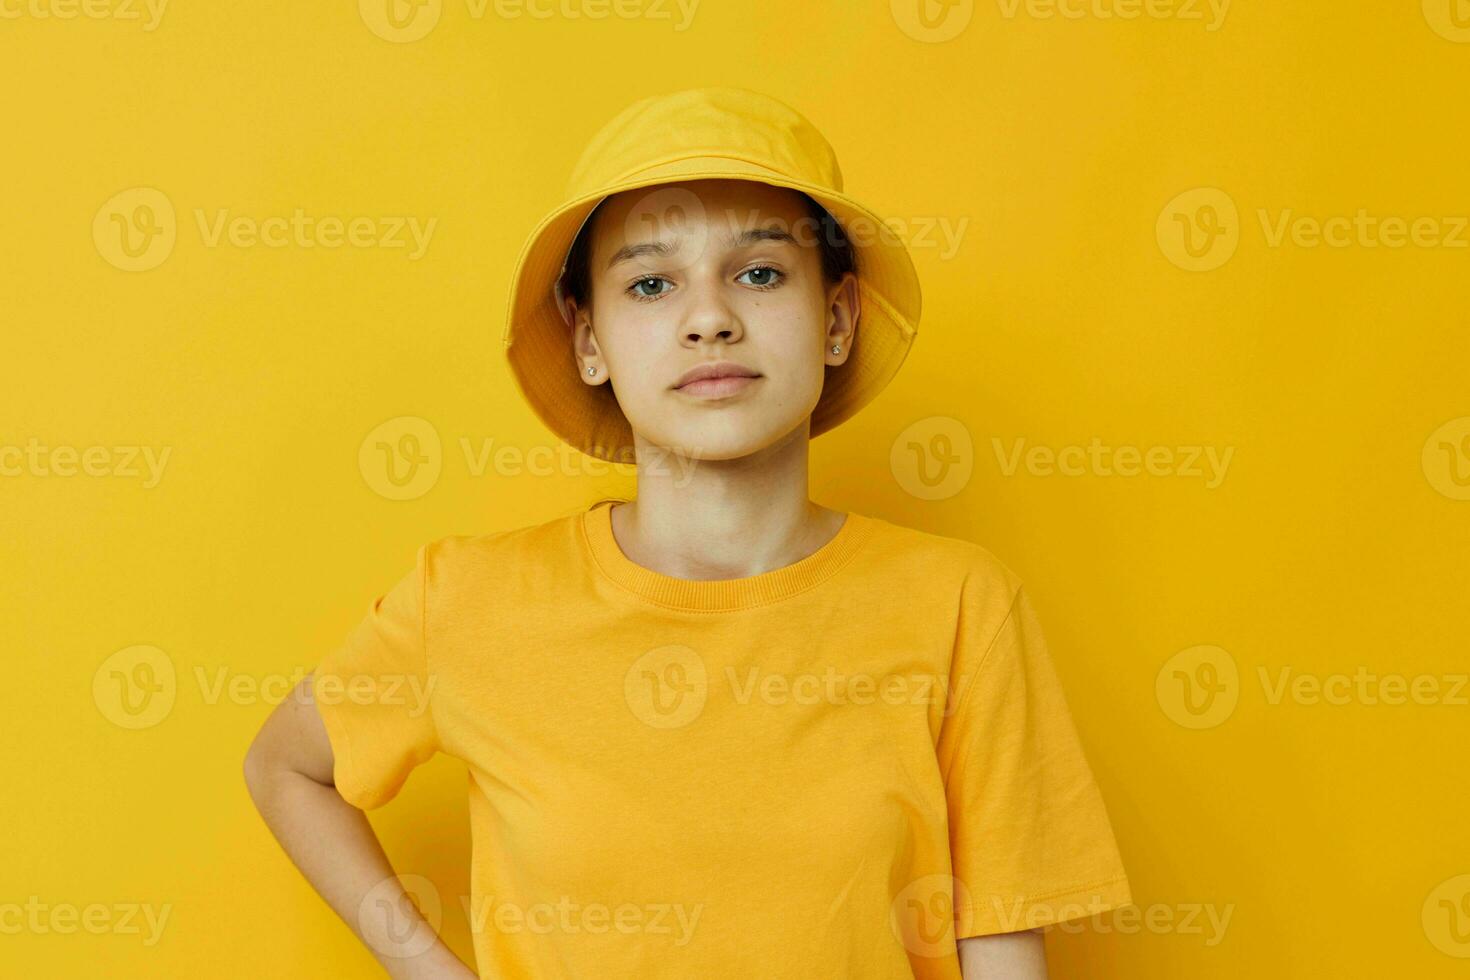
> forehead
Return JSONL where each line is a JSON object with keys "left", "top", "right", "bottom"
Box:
{"left": 588, "top": 178, "right": 813, "bottom": 260}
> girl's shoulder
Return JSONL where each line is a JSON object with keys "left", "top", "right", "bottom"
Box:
{"left": 415, "top": 506, "right": 589, "bottom": 593}
{"left": 859, "top": 511, "right": 1025, "bottom": 597}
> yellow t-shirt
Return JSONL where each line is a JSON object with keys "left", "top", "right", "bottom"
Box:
{"left": 312, "top": 500, "right": 1130, "bottom": 978}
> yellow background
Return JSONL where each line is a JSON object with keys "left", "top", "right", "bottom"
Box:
{"left": 4, "top": 0, "right": 1468, "bottom": 976}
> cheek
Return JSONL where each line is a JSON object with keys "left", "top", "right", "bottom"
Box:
{"left": 599, "top": 327, "right": 676, "bottom": 408}
{"left": 764, "top": 305, "right": 829, "bottom": 367}
{"left": 596, "top": 312, "right": 660, "bottom": 370}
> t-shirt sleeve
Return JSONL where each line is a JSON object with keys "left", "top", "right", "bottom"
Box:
{"left": 310, "top": 543, "right": 440, "bottom": 811}
{"left": 937, "top": 577, "right": 1131, "bottom": 938}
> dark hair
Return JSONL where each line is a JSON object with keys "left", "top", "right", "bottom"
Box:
{"left": 558, "top": 190, "right": 857, "bottom": 313}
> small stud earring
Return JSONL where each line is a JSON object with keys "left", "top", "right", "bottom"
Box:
{"left": 587, "top": 366, "right": 597, "bottom": 376}
{"left": 831, "top": 345, "right": 841, "bottom": 355}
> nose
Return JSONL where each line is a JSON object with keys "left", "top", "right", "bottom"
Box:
{"left": 678, "top": 279, "right": 744, "bottom": 347}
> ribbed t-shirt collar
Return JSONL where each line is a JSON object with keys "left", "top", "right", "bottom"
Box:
{"left": 580, "top": 501, "right": 876, "bottom": 612}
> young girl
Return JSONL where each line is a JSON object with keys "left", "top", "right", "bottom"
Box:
{"left": 245, "top": 86, "right": 1130, "bottom": 980}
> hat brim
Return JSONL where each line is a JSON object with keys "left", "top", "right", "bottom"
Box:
{"left": 503, "top": 161, "right": 922, "bottom": 464}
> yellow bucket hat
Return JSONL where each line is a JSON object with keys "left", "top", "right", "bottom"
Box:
{"left": 501, "top": 86, "right": 922, "bottom": 465}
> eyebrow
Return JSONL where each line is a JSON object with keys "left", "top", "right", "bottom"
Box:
{"left": 605, "top": 225, "right": 800, "bottom": 270}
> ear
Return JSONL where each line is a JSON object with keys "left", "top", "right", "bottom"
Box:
{"left": 824, "top": 272, "right": 860, "bottom": 367}
{"left": 568, "top": 298, "right": 607, "bottom": 386}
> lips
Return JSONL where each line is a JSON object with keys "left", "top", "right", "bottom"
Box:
{"left": 673, "top": 361, "right": 761, "bottom": 389}
{"left": 678, "top": 375, "right": 760, "bottom": 398}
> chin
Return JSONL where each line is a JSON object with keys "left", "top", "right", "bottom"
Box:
{"left": 666, "top": 417, "right": 813, "bottom": 461}
{"left": 659, "top": 437, "right": 764, "bottom": 462}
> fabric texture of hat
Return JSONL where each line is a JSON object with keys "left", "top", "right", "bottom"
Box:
{"left": 501, "top": 86, "right": 922, "bottom": 465}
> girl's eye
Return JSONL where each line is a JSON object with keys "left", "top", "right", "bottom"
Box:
{"left": 627, "top": 276, "right": 671, "bottom": 301}
{"left": 626, "top": 267, "right": 783, "bottom": 302}
{"left": 738, "top": 266, "right": 783, "bottom": 289}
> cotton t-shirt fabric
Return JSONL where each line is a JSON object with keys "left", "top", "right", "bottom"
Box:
{"left": 312, "top": 501, "right": 1130, "bottom": 978}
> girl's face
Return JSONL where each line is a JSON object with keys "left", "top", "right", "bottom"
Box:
{"left": 565, "top": 178, "right": 859, "bottom": 462}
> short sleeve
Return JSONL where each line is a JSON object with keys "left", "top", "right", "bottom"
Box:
{"left": 937, "top": 580, "right": 1131, "bottom": 938}
{"left": 311, "top": 543, "right": 440, "bottom": 811}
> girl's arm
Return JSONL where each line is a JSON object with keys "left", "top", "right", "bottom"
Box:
{"left": 242, "top": 674, "right": 475, "bottom": 980}
{"left": 958, "top": 927, "right": 1049, "bottom": 979}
